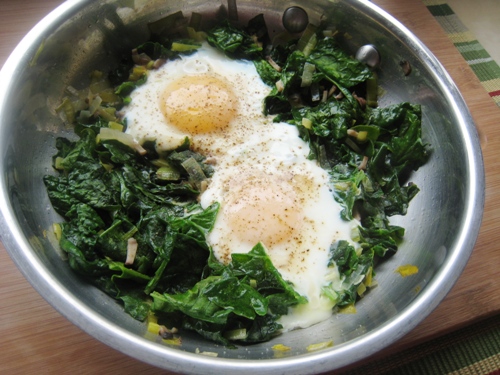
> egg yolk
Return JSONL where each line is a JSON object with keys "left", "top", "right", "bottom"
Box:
{"left": 223, "top": 175, "right": 303, "bottom": 247}
{"left": 161, "top": 74, "right": 237, "bottom": 134}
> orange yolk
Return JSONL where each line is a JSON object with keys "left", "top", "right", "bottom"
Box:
{"left": 161, "top": 74, "right": 237, "bottom": 134}
{"left": 223, "top": 175, "right": 303, "bottom": 247}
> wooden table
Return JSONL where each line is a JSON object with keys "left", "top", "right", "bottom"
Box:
{"left": 1, "top": 0, "right": 499, "bottom": 373}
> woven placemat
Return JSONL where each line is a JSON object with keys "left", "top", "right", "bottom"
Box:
{"left": 422, "top": 0, "right": 500, "bottom": 108}
{"left": 341, "top": 314, "right": 500, "bottom": 375}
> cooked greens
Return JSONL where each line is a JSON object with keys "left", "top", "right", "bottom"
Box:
{"left": 208, "top": 17, "right": 428, "bottom": 307}
{"left": 44, "top": 125, "right": 306, "bottom": 345}
{"left": 44, "top": 13, "right": 429, "bottom": 347}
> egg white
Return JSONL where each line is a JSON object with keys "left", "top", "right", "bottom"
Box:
{"left": 121, "top": 43, "right": 359, "bottom": 331}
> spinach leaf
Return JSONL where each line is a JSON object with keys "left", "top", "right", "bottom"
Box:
{"left": 45, "top": 17, "right": 431, "bottom": 348}
{"left": 44, "top": 121, "right": 217, "bottom": 321}
{"left": 229, "top": 243, "right": 307, "bottom": 313}
{"left": 207, "top": 21, "right": 263, "bottom": 59}
{"left": 151, "top": 274, "right": 267, "bottom": 324}
{"left": 238, "top": 24, "right": 430, "bottom": 306}
{"left": 151, "top": 243, "right": 306, "bottom": 345}
{"left": 308, "top": 37, "right": 372, "bottom": 88}
{"left": 119, "top": 294, "right": 151, "bottom": 321}
{"left": 323, "top": 240, "right": 375, "bottom": 306}
{"left": 292, "top": 97, "right": 359, "bottom": 141}
{"left": 253, "top": 59, "right": 281, "bottom": 87}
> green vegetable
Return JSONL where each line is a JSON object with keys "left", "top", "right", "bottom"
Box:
{"left": 206, "top": 14, "right": 269, "bottom": 60}
{"left": 44, "top": 111, "right": 304, "bottom": 345}
{"left": 308, "top": 37, "right": 372, "bottom": 88}
{"left": 171, "top": 42, "right": 201, "bottom": 52}
{"left": 207, "top": 21, "right": 263, "bottom": 59}
{"left": 44, "top": 14, "right": 430, "bottom": 348}
{"left": 301, "top": 62, "right": 316, "bottom": 87}
{"left": 253, "top": 59, "right": 281, "bottom": 86}
{"left": 181, "top": 156, "right": 207, "bottom": 190}
{"left": 156, "top": 165, "right": 181, "bottom": 181}
{"left": 297, "top": 24, "right": 318, "bottom": 57}
{"left": 151, "top": 243, "right": 306, "bottom": 346}
{"left": 43, "top": 111, "right": 218, "bottom": 310}
{"left": 205, "top": 18, "right": 429, "bottom": 309}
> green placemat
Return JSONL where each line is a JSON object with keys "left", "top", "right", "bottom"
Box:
{"left": 422, "top": 0, "right": 500, "bottom": 108}
{"left": 341, "top": 314, "right": 500, "bottom": 375}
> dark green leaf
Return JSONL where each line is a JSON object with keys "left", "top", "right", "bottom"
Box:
{"left": 308, "top": 38, "right": 372, "bottom": 88}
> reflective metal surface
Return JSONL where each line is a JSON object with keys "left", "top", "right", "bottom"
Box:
{"left": 355, "top": 44, "right": 381, "bottom": 68}
{"left": 282, "top": 6, "right": 309, "bottom": 33}
{"left": 0, "top": 0, "right": 484, "bottom": 374}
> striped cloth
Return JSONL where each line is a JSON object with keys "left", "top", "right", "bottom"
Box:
{"left": 342, "top": 314, "right": 500, "bottom": 375}
{"left": 422, "top": 0, "right": 500, "bottom": 108}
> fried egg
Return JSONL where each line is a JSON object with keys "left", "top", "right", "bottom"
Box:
{"left": 122, "top": 43, "right": 358, "bottom": 331}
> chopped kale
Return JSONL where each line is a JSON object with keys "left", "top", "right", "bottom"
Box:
{"left": 44, "top": 14, "right": 430, "bottom": 347}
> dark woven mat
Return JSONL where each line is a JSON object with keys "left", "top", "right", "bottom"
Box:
{"left": 340, "top": 311, "right": 500, "bottom": 374}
